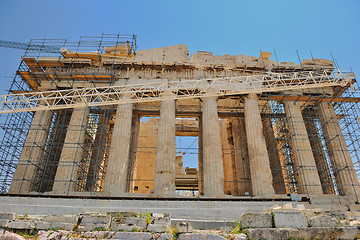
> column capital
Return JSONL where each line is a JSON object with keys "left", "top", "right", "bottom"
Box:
{"left": 246, "top": 93, "right": 259, "bottom": 100}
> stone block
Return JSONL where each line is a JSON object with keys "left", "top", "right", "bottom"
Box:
{"left": 77, "top": 223, "right": 108, "bottom": 232}
{"left": 147, "top": 223, "right": 169, "bottom": 233}
{"left": 349, "top": 204, "right": 360, "bottom": 211}
{"left": 42, "top": 215, "right": 78, "bottom": 223}
{"left": 245, "top": 228, "right": 290, "bottom": 240}
{"left": 124, "top": 216, "right": 147, "bottom": 228}
{"left": 288, "top": 227, "right": 358, "bottom": 240}
{"left": 34, "top": 221, "right": 74, "bottom": 231}
{"left": 178, "top": 233, "right": 226, "bottom": 240}
{"left": 0, "top": 213, "right": 15, "bottom": 220}
{"left": 80, "top": 212, "right": 111, "bottom": 224}
{"left": 7, "top": 220, "right": 35, "bottom": 229}
{"left": 110, "top": 223, "right": 144, "bottom": 232}
{"left": 107, "top": 211, "right": 139, "bottom": 218}
{"left": 152, "top": 213, "right": 165, "bottom": 218}
{"left": 0, "top": 219, "right": 9, "bottom": 228}
{"left": 240, "top": 212, "right": 272, "bottom": 228}
{"left": 308, "top": 215, "right": 338, "bottom": 227}
{"left": 175, "top": 222, "right": 193, "bottom": 233}
{"left": 159, "top": 233, "right": 173, "bottom": 240}
{"left": 273, "top": 211, "right": 307, "bottom": 228}
{"left": 152, "top": 216, "right": 171, "bottom": 226}
{"left": 113, "top": 232, "right": 151, "bottom": 240}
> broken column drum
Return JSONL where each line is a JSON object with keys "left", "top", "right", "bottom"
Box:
{"left": 2, "top": 36, "right": 360, "bottom": 201}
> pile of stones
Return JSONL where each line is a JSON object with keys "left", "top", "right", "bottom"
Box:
{"left": 1, "top": 203, "right": 360, "bottom": 239}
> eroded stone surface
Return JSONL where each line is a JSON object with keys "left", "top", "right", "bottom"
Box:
{"left": 308, "top": 214, "right": 338, "bottom": 228}
{"left": 113, "top": 232, "right": 151, "bottom": 240}
{"left": 273, "top": 211, "right": 307, "bottom": 228}
{"left": 240, "top": 212, "right": 272, "bottom": 228}
{"left": 175, "top": 222, "right": 193, "bottom": 233}
{"left": 178, "top": 233, "right": 226, "bottom": 240}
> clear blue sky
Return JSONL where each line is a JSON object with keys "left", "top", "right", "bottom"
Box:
{"left": 0, "top": 0, "right": 359, "bottom": 93}
{"left": 0, "top": 0, "right": 359, "bottom": 169}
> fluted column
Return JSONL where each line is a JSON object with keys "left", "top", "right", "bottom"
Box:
{"left": 103, "top": 102, "right": 133, "bottom": 195}
{"left": 318, "top": 101, "right": 360, "bottom": 197}
{"left": 153, "top": 96, "right": 176, "bottom": 195}
{"left": 284, "top": 101, "right": 323, "bottom": 194}
{"left": 244, "top": 94, "right": 275, "bottom": 196}
{"left": 52, "top": 107, "right": 89, "bottom": 193}
{"left": 202, "top": 96, "right": 224, "bottom": 197}
{"left": 9, "top": 110, "right": 52, "bottom": 194}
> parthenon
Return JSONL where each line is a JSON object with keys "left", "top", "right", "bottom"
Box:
{"left": 0, "top": 34, "right": 360, "bottom": 202}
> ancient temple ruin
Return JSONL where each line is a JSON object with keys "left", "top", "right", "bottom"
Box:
{"left": 0, "top": 34, "right": 359, "bottom": 202}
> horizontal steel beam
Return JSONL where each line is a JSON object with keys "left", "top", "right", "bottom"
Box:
{"left": 0, "top": 70, "right": 354, "bottom": 114}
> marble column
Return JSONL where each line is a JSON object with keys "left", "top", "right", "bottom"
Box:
{"left": 231, "top": 117, "right": 252, "bottom": 196}
{"left": 52, "top": 107, "right": 89, "bottom": 193}
{"left": 202, "top": 96, "right": 224, "bottom": 197}
{"left": 153, "top": 97, "right": 176, "bottom": 195}
{"left": 244, "top": 94, "right": 275, "bottom": 196}
{"left": 303, "top": 109, "right": 335, "bottom": 194}
{"left": 103, "top": 102, "right": 133, "bottom": 195}
{"left": 317, "top": 101, "right": 360, "bottom": 196}
{"left": 284, "top": 101, "right": 323, "bottom": 194}
{"left": 9, "top": 110, "right": 52, "bottom": 194}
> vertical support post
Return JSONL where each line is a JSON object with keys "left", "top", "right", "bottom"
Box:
{"left": 318, "top": 101, "right": 360, "bottom": 197}
{"left": 103, "top": 102, "right": 133, "bottom": 195}
{"left": 284, "top": 100, "right": 323, "bottom": 194}
{"left": 244, "top": 94, "right": 275, "bottom": 196}
{"left": 52, "top": 107, "right": 89, "bottom": 194}
{"left": 201, "top": 96, "right": 224, "bottom": 197}
{"left": 9, "top": 110, "right": 52, "bottom": 194}
{"left": 154, "top": 96, "right": 176, "bottom": 195}
{"left": 303, "top": 109, "right": 335, "bottom": 194}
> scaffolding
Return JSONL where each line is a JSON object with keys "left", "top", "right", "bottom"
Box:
{"left": 0, "top": 34, "right": 360, "bottom": 201}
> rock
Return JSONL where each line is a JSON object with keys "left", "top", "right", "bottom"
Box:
{"left": 80, "top": 212, "right": 111, "bottom": 224}
{"left": 296, "top": 204, "right": 306, "bottom": 210}
{"left": 152, "top": 213, "right": 165, "bottom": 218}
{"left": 159, "top": 233, "right": 173, "bottom": 240}
{"left": 3, "top": 232, "right": 26, "bottom": 240}
{"left": 273, "top": 211, "right": 307, "bottom": 228}
{"left": 113, "top": 232, "right": 151, "bottom": 240}
{"left": 77, "top": 223, "right": 108, "bottom": 232}
{"left": 289, "top": 227, "right": 358, "bottom": 240}
{"left": 271, "top": 204, "right": 281, "bottom": 210}
{"left": 240, "top": 212, "right": 272, "bottom": 228}
{"left": 110, "top": 223, "right": 144, "bottom": 231}
{"left": 7, "top": 220, "right": 35, "bottom": 229}
{"left": 147, "top": 223, "right": 169, "bottom": 233}
{"left": 282, "top": 203, "right": 293, "bottom": 209}
{"left": 349, "top": 219, "right": 360, "bottom": 226}
{"left": 95, "top": 231, "right": 113, "bottom": 239}
{"left": 0, "top": 220, "right": 9, "bottom": 228}
{"left": 339, "top": 219, "right": 350, "bottom": 226}
{"left": 245, "top": 228, "right": 290, "bottom": 240}
{"left": 124, "top": 216, "right": 147, "bottom": 228}
{"left": 232, "top": 234, "right": 247, "bottom": 240}
{"left": 175, "top": 222, "right": 193, "bottom": 233}
{"left": 82, "top": 231, "right": 97, "bottom": 238}
{"left": 34, "top": 221, "right": 74, "bottom": 231}
{"left": 0, "top": 213, "right": 15, "bottom": 221}
{"left": 152, "top": 216, "right": 171, "bottom": 226}
{"left": 42, "top": 215, "right": 78, "bottom": 224}
{"left": 178, "top": 233, "right": 226, "bottom": 240}
{"left": 308, "top": 215, "right": 338, "bottom": 228}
